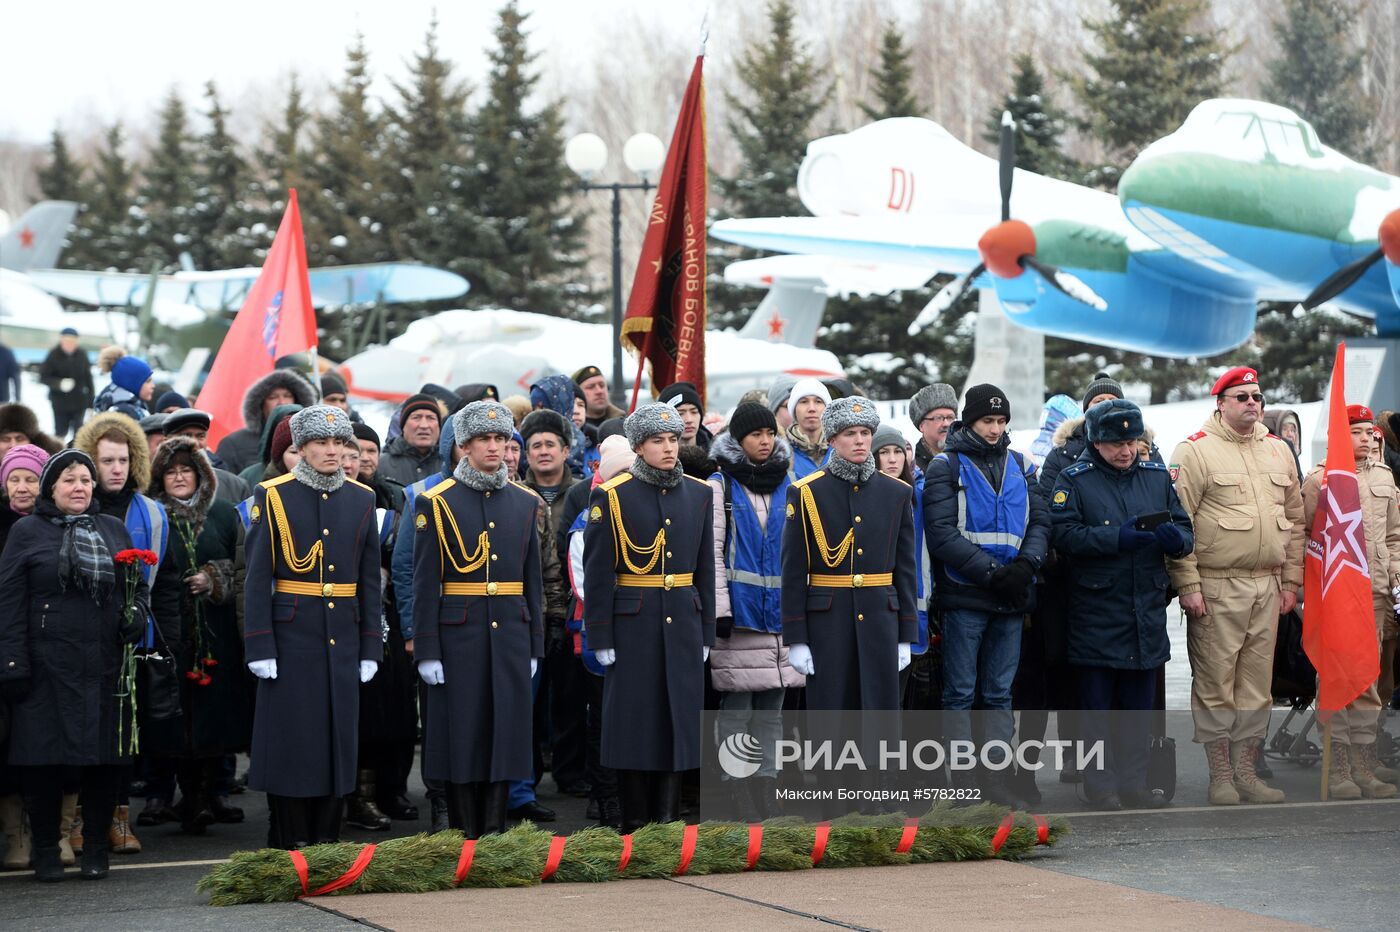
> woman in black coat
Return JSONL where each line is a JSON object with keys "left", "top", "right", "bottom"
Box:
{"left": 0, "top": 450, "right": 148, "bottom": 881}
{"left": 145, "top": 437, "right": 250, "bottom": 834}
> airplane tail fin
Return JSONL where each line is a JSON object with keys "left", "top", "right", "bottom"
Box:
{"left": 734, "top": 279, "right": 829, "bottom": 348}
{"left": 0, "top": 201, "right": 78, "bottom": 272}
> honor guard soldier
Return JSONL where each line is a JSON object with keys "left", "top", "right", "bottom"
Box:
{"left": 243, "top": 404, "right": 383, "bottom": 849}
{"left": 781, "top": 397, "right": 919, "bottom": 710}
{"left": 1168, "top": 366, "right": 1304, "bottom": 805}
{"left": 413, "top": 400, "right": 545, "bottom": 839}
{"left": 583, "top": 402, "right": 716, "bottom": 832}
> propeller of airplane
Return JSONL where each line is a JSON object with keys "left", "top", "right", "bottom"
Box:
{"left": 1300, "top": 208, "right": 1400, "bottom": 310}
{"left": 908, "top": 111, "right": 1107, "bottom": 335}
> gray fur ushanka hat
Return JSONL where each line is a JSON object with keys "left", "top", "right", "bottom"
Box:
{"left": 625, "top": 402, "right": 683, "bottom": 449}
{"left": 821, "top": 396, "right": 880, "bottom": 441}
{"left": 455, "top": 400, "right": 515, "bottom": 444}
{"left": 289, "top": 404, "right": 353, "bottom": 446}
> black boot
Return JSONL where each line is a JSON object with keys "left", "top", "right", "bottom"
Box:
{"left": 346, "top": 770, "right": 392, "bottom": 831}
{"left": 32, "top": 846, "right": 65, "bottom": 883}
{"left": 23, "top": 791, "right": 65, "bottom": 882}
{"left": 177, "top": 763, "right": 215, "bottom": 835}
{"left": 750, "top": 776, "right": 780, "bottom": 820}
{"left": 79, "top": 838, "right": 109, "bottom": 880}
{"left": 266, "top": 795, "right": 309, "bottom": 850}
{"left": 445, "top": 783, "right": 482, "bottom": 838}
{"left": 982, "top": 769, "right": 1028, "bottom": 811}
{"left": 598, "top": 796, "right": 622, "bottom": 830}
{"left": 480, "top": 782, "right": 509, "bottom": 837}
{"left": 310, "top": 797, "right": 344, "bottom": 846}
{"left": 653, "top": 771, "right": 683, "bottom": 824}
{"left": 617, "top": 770, "right": 650, "bottom": 834}
{"left": 429, "top": 794, "right": 450, "bottom": 833}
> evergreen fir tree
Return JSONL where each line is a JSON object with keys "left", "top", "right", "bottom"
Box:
{"left": 191, "top": 81, "right": 261, "bottom": 269}
{"left": 712, "top": 0, "right": 831, "bottom": 330}
{"left": 1251, "top": 305, "right": 1368, "bottom": 402}
{"left": 470, "top": 0, "right": 587, "bottom": 315}
{"left": 860, "top": 22, "right": 921, "bottom": 121}
{"left": 309, "top": 35, "right": 394, "bottom": 268}
{"left": 1263, "top": 0, "right": 1371, "bottom": 159}
{"left": 37, "top": 127, "right": 87, "bottom": 202}
{"left": 60, "top": 124, "right": 141, "bottom": 271}
{"left": 135, "top": 89, "right": 200, "bottom": 271}
{"left": 1074, "top": 0, "right": 1233, "bottom": 188}
{"left": 983, "top": 53, "right": 1077, "bottom": 181}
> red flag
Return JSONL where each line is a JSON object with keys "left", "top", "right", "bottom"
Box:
{"left": 622, "top": 55, "right": 707, "bottom": 410}
{"left": 200, "top": 190, "right": 318, "bottom": 448}
{"left": 1303, "top": 343, "right": 1381, "bottom": 719}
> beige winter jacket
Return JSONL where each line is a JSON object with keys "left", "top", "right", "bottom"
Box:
{"left": 1167, "top": 412, "right": 1305, "bottom": 594}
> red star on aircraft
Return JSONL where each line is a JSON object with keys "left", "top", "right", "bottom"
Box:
{"left": 766, "top": 310, "right": 786, "bottom": 339}
{"left": 19, "top": 227, "right": 34, "bottom": 248}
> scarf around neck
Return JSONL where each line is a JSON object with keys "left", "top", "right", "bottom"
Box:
{"left": 826, "top": 452, "right": 877, "bottom": 484}
{"left": 630, "top": 459, "right": 684, "bottom": 489}
{"left": 293, "top": 460, "right": 346, "bottom": 493}
{"left": 455, "top": 458, "right": 510, "bottom": 492}
{"left": 41, "top": 504, "right": 114, "bottom": 602}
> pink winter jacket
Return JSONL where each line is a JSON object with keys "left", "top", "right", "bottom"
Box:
{"left": 708, "top": 460, "right": 805, "bottom": 693}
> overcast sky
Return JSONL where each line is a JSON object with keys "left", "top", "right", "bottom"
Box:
{"left": 1, "top": 0, "right": 692, "bottom": 146}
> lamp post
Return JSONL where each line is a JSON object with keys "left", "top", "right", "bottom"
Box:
{"left": 565, "top": 131, "right": 666, "bottom": 407}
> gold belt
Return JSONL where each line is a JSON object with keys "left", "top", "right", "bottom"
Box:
{"left": 808, "top": 573, "right": 893, "bottom": 589}
{"left": 617, "top": 572, "right": 694, "bottom": 590}
{"left": 442, "top": 581, "right": 524, "bottom": 596}
{"left": 275, "top": 580, "right": 358, "bottom": 598}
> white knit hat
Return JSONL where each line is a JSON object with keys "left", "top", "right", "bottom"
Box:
{"left": 786, "top": 378, "right": 832, "bottom": 420}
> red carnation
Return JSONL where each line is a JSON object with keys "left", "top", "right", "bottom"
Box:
{"left": 198, "top": 675, "right": 213, "bottom": 687}
{"left": 114, "top": 549, "right": 141, "bottom": 565}
{"left": 185, "top": 670, "right": 201, "bottom": 681}
{"left": 202, "top": 657, "right": 218, "bottom": 668}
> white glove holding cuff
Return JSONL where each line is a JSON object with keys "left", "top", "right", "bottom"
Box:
{"left": 595, "top": 648, "right": 616, "bottom": 667}
{"left": 1392, "top": 584, "right": 1400, "bottom": 613}
{"left": 59, "top": 378, "right": 75, "bottom": 393}
{"left": 359, "top": 660, "right": 378, "bottom": 683}
{"left": 530, "top": 658, "right": 538, "bottom": 677}
{"left": 703, "top": 646, "right": 710, "bottom": 663}
{"left": 897, "top": 643, "right": 912, "bottom": 671}
{"left": 418, "top": 659, "right": 445, "bottom": 685}
{"left": 248, "top": 659, "right": 278, "bottom": 680}
{"left": 788, "top": 643, "right": 815, "bottom": 676}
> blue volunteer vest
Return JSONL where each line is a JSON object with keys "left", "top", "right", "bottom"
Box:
{"left": 912, "top": 472, "right": 929, "bottom": 654}
{"left": 126, "top": 494, "right": 168, "bottom": 648}
{"left": 716, "top": 472, "right": 788, "bottom": 634}
{"left": 942, "top": 451, "right": 1030, "bottom": 586}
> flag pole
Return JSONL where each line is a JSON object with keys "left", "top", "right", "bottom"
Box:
{"left": 1320, "top": 720, "right": 1331, "bottom": 801}
{"left": 629, "top": 328, "right": 654, "bottom": 413}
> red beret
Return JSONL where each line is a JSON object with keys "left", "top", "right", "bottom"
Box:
{"left": 1348, "top": 404, "right": 1375, "bottom": 424}
{"left": 1211, "top": 367, "right": 1259, "bottom": 395}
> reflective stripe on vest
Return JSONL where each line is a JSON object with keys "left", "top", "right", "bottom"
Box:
{"left": 718, "top": 472, "right": 788, "bottom": 634}
{"left": 127, "top": 494, "right": 168, "bottom": 582}
{"left": 947, "top": 452, "right": 1029, "bottom": 584}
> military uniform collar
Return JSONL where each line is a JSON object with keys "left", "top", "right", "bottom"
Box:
{"left": 292, "top": 460, "right": 346, "bottom": 492}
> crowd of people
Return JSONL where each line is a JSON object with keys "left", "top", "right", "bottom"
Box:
{"left": 2, "top": 329, "right": 1399, "bottom": 883}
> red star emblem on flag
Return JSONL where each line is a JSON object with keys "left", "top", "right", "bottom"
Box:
{"left": 1319, "top": 470, "right": 1368, "bottom": 597}
{"left": 19, "top": 227, "right": 35, "bottom": 248}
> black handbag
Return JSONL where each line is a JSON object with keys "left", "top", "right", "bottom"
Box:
{"left": 136, "top": 622, "right": 182, "bottom": 723}
{"left": 1147, "top": 735, "right": 1176, "bottom": 801}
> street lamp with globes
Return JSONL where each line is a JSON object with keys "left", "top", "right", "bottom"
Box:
{"left": 565, "top": 131, "right": 666, "bottom": 406}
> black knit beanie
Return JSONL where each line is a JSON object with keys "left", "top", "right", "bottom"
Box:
{"left": 962, "top": 383, "right": 1011, "bottom": 424}
{"left": 727, "top": 402, "right": 777, "bottom": 441}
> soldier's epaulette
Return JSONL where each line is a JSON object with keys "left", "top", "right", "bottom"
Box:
{"left": 600, "top": 473, "right": 632, "bottom": 492}
{"left": 877, "top": 472, "right": 910, "bottom": 488}
{"left": 258, "top": 473, "right": 296, "bottom": 490}
{"left": 1139, "top": 460, "right": 1168, "bottom": 471}
{"left": 1063, "top": 461, "right": 1094, "bottom": 477}
{"left": 422, "top": 478, "right": 456, "bottom": 498}
{"left": 511, "top": 480, "right": 545, "bottom": 502}
{"left": 1186, "top": 431, "right": 1207, "bottom": 441}
{"left": 344, "top": 477, "right": 373, "bottom": 493}
{"left": 792, "top": 469, "right": 826, "bottom": 489}
{"left": 683, "top": 474, "right": 710, "bottom": 487}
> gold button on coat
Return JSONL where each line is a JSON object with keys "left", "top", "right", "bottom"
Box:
{"left": 327, "top": 601, "right": 335, "bottom": 609}
{"left": 491, "top": 621, "right": 499, "bottom": 629}
{"left": 329, "top": 638, "right": 336, "bottom": 646}
{"left": 857, "top": 614, "right": 865, "bottom": 621}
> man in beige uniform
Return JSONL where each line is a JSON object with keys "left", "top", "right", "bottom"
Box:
{"left": 1168, "top": 366, "right": 1304, "bottom": 805}
{"left": 1302, "top": 404, "right": 1400, "bottom": 799}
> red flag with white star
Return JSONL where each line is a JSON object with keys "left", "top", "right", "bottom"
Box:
{"left": 199, "top": 190, "right": 318, "bottom": 448}
{"left": 1303, "top": 343, "right": 1380, "bottom": 719}
{"left": 621, "top": 54, "right": 706, "bottom": 410}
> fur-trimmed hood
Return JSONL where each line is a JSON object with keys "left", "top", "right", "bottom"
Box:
{"left": 148, "top": 435, "right": 217, "bottom": 527}
{"left": 240, "top": 369, "right": 317, "bottom": 432}
{"left": 1052, "top": 415, "right": 1086, "bottom": 449}
{"left": 0, "top": 403, "right": 62, "bottom": 455}
{"left": 710, "top": 429, "right": 792, "bottom": 472}
{"left": 75, "top": 411, "right": 152, "bottom": 491}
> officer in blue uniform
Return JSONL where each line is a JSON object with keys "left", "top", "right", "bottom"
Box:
{"left": 413, "top": 400, "right": 545, "bottom": 839}
{"left": 583, "top": 402, "right": 715, "bottom": 832}
{"left": 243, "top": 405, "right": 383, "bottom": 849}
{"left": 780, "top": 397, "right": 919, "bottom": 710}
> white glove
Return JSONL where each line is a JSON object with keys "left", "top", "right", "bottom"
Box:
{"left": 59, "top": 378, "right": 75, "bottom": 393}
{"left": 418, "top": 659, "right": 445, "bottom": 685}
{"left": 898, "top": 643, "right": 912, "bottom": 671}
{"left": 595, "top": 648, "right": 616, "bottom": 667}
{"left": 1392, "top": 584, "right": 1400, "bottom": 613}
{"left": 530, "top": 658, "right": 538, "bottom": 677}
{"left": 788, "top": 643, "right": 814, "bottom": 676}
{"left": 359, "top": 660, "right": 378, "bottom": 683}
{"left": 248, "top": 658, "right": 277, "bottom": 680}
{"left": 703, "top": 646, "right": 710, "bottom": 662}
